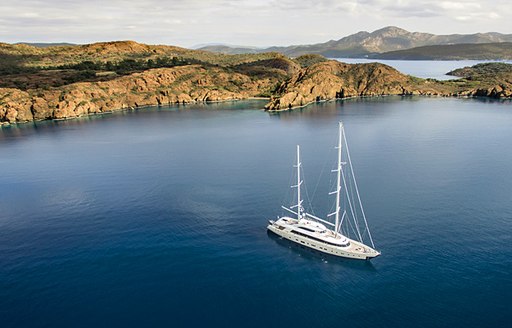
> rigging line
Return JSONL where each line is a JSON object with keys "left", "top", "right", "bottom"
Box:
{"left": 344, "top": 206, "right": 359, "bottom": 239}
{"left": 282, "top": 156, "right": 297, "bottom": 216}
{"left": 348, "top": 165, "right": 358, "bottom": 217}
{"left": 323, "top": 131, "right": 339, "bottom": 217}
{"left": 326, "top": 160, "right": 337, "bottom": 219}
{"left": 342, "top": 211, "right": 352, "bottom": 236}
{"left": 341, "top": 165, "right": 363, "bottom": 242}
{"left": 342, "top": 192, "right": 358, "bottom": 239}
{"left": 347, "top": 166, "right": 361, "bottom": 237}
{"left": 339, "top": 210, "right": 347, "bottom": 227}
{"left": 343, "top": 129, "right": 375, "bottom": 249}
{"left": 312, "top": 154, "right": 329, "bottom": 219}
{"left": 347, "top": 174, "right": 370, "bottom": 242}
{"left": 310, "top": 149, "right": 330, "bottom": 204}
{"left": 344, "top": 153, "right": 359, "bottom": 224}
{"left": 342, "top": 179, "right": 347, "bottom": 224}
{"left": 341, "top": 168, "right": 358, "bottom": 238}
{"left": 301, "top": 164, "right": 316, "bottom": 217}
{"left": 341, "top": 220, "right": 347, "bottom": 235}
{"left": 328, "top": 202, "right": 336, "bottom": 222}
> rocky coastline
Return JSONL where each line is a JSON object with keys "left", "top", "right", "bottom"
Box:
{"left": 264, "top": 61, "right": 512, "bottom": 111}
{"left": 1, "top": 41, "right": 511, "bottom": 125}
{"left": 0, "top": 65, "right": 272, "bottom": 125}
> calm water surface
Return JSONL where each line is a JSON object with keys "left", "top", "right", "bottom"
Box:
{"left": 333, "top": 58, "right": 512, "bottom": 80}
{"left": 1, "top": 98, "right": 511, "bottom": 327}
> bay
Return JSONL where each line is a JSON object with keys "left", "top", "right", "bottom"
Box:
{"left": 1, "top": 97, "right": 511, "bottom": 327}
{"left": 333, "top": 58, "right": 512, "bottom": 80}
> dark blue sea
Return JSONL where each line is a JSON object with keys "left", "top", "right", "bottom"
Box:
{"left": 1, "top": 97, "right": 511, "bottom": 327}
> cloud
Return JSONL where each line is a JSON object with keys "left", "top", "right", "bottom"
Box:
{"left": 366, "top": 0, "right": 507, "bottom": 20}
{"left": 0, "top": 0, "right": 510, "bottom": 46}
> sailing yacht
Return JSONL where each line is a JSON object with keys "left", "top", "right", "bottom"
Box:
{"left": 267, "top": 122, "right": 380, "bottom": 260}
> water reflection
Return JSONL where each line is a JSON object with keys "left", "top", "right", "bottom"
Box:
{"left": 267, "top": 97, "right": 418, "bottom": 127}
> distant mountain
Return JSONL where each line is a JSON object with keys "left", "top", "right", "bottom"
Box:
{"left": 371, "top": 43, "right": 512, "bottom": 60}
{"left": 198, "top": 26, "right": 512, "bottom": 59}
{"left": 196, "top": 45, "right": 261, "bottom": 54}
{"left": 14, "top": 42, "right": 76, "bottom": 48}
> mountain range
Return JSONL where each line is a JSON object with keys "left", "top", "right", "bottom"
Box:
{"left": 198, "top": 26, "right": 512, "bottom": 59}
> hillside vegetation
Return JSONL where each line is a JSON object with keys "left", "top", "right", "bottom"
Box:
{"left": 0, "top": 41, "right": 292, "bottom": 89}
{"left": 0, "top": 41, "right": 301, "bottom": 122}
{"left": 1, "top": 41, "right": 511, "bottom": 124}
{"left": 448, "top": 62, "right": 512, "bottom": 79}
{"left": 265, "top": 61, "right": 512, "bottom": 111}
{"left": 372, "top": 43, "right": 512, "bottom": 60}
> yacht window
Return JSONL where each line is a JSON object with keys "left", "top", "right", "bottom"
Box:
{"left": 298, "top": 226, "right": 316, "bottom": 233}
{"left": 290, "top": 230, "right": 350, "bottom": 247}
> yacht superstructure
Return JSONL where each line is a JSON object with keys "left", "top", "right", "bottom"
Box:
{"left": 267, "top": 122, "right": 380, "bottom": 260}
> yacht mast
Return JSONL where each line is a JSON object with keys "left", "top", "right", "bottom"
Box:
{"left": 294, "top": 145, "right": 303, "bottom": 220}
{"left": 334, "top": 122, "right": 343, "bottom": 235}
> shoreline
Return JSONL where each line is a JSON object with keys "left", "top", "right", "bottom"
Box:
{"left": 265, "top": 93, "right": 511, "bottom": 113}
{"left": 0, "top": 97, "right": 271, "bottom": 127}
{"left": 3, "top": 93, "right": 511, "bottom": 128}
{"left": 2, "top": 61, "right": 511, "bottom": 125}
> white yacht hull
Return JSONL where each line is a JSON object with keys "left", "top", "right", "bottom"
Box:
{"left": 267, "top": 219, "right": 380, "bottom": 260}
{"left": 269, "top": 122, "right": 380, "bottom": 260}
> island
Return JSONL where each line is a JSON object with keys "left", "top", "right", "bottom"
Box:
{"left": 1, "top": 41, "right": 511, "bottom": 124}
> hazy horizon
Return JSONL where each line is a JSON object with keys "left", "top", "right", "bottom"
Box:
{"left": 1, "top": 0, "right": 511, "bottom": 48}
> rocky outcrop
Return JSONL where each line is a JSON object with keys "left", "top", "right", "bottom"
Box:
{"left": 2, "top": 54, "right": 511, "bottom": 124}
{"left": 446, "top": 62, "right": 512, "bottom": 98}
{"left": 0, "top": 64, "right": 276, "bottom": 123}
{"left": 264, "top": 60, "right": 512, "bottom": 111}
{"left": 467, "top": 84, "right": 512, "bottom": 98}
{"left": 0, "top": 89, "right": 33, "bottom": 123}
{"left": 0, "top": 40, "right": 304, "bottom": 124}
{"left": 264, "top": 61, "right": 416, "bottom": 111}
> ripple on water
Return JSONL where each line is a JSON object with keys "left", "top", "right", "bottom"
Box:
{"left": 1, "top": 98, "right": 512, "bottom": 327}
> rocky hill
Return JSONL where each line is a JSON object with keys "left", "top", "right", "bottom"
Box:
{"left": 446, "top": 63, "right": 512, "bottom": 97}
{"left": 448, "top": 62, "right": 512, "bottom": 78}
{"left": 0, "top": 65, "right": 273, "bottom": 122}
{"left": 265, "top": 61, "right": 413, "bottom": 110}
{"left": 1, "top": 41, "right": 511, "bottom": 124}
{"left": 265, "top": 61, "right": 512, "bottom": 111}
{"left": 0, "top": 40, "right": 299, "bottom": 89}
{"left": 199, "top": 26, "right": 512, "bottom": 58}
{"left": 0, "top": 41, "right": 300, "bottom": 123}
{"left": 0, "top": 40, "right": 296, "bottom": 77}
{"left": 372, "top": 43, "right": 512, "bottom": 60}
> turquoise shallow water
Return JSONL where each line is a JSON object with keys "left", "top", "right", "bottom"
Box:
{"left": 1, "top": 97, "right": 511, "bottom": 327}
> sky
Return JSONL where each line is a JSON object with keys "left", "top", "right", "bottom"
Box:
{"left": 0, "top": 0, "right": 511, "bottom": 48}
